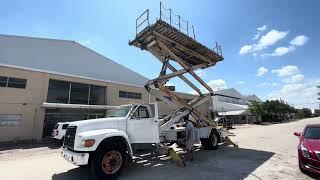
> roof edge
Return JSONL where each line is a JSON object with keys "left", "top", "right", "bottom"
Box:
{"left": 0, "top": 63, "right": 145, "bottom": 88}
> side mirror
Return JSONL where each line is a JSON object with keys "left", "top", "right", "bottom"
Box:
{"left": 294, "top": 131, "right": 301, "bottom": 137}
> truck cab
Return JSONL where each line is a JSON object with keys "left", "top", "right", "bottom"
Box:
{"left": 60, "top": 103, "right": 160, "bottom": 178}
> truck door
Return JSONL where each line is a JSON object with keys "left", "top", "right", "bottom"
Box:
{"left": 127, "top": 105, "right": 160, "bottom": 144}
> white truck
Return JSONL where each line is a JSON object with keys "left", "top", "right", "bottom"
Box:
{"left": 61, "top": 4, "right": 231, "bottom": 179}
{"left": 60, "top": 103, "right": 228, "bottom": 179}
{"left": 51, "top": 122, "right": 70, "bottom": 142}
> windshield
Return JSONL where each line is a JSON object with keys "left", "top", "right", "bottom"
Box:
{"left": 106, "top": 106, "right": 132, "bottom": 118}
{"left": 304, "top": 127, "right": 320, "bottom": 139}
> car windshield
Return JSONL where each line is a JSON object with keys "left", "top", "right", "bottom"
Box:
{"left": 106, "top": 106, "right": 132, "bottom": 118}
{"left": 304, "top": 127, "right": 320, "bottom": 139}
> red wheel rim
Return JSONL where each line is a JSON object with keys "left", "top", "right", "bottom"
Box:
{"left": 101, "top": 150, "right": 122, "bottom": 174}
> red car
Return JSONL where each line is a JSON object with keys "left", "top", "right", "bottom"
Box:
{"left": 294, "top": 124, "right": 320, "bottom": 175}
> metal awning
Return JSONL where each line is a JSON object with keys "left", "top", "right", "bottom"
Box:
{"left": 218, "top": 110, "right": 249, "bottom": 116}
{"left": 42, "top": 102, "right": 117, "bottom": 110}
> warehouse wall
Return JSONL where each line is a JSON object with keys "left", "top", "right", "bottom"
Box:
{"left": 0, "top": 66, "right": 48, "bottom": 142}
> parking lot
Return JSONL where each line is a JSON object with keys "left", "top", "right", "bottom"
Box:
{"left": 0, "top": 117, "right": 318, "bottom": 180}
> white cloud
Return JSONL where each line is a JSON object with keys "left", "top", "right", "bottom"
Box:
{"left": 263, "top": 35, "right": 309, "bottom": 57}
{"left": 239, "top": 45, "right": 253, "bottom": 55}
{"left": 195, "top": 69, "right": 206, "bottom": 77}
{"left": 290, "top": 35, "right": 309, "bottom": 46}
{"left": 267, "top": 78, "right": 320, "bottom": 109}
{"left": 188, "top": 79, "right": 227, "bottom": 94}
{"left": 207, "top": 79, "right": 227, "bottom": 91}
{"left": 283, "top": 74, "right": 304, "bottom": 83}
{"left": 252, "top": 25, "right": 267, "bottom": 40}
{"left": 270, "top": 46, "right": 295, "bottom": 56}
{"left": 271, "top": 65, "right": 300, "bottom": 77}
{"left": 255, "top": 29, "right": 289, "bottom": 50}
{"left": 240, "top": 29, "right": 288, "bottom": 55}
{"left": 257, "top": 67, "right": 268, "bottom": 76}
{"left": 280, "top": 83, "right": 305, "bottom": 94}
{"left": 236, "top": 81, "right": 245, "bottom": 85}
{"left": 258, "top": 82, "right": 278, "bottom": 87}
{"left": 257, "top": 25, "right": 267, "bottom": 31}
{"left": 252, "top": 32, "right": 261, "bottom": 40}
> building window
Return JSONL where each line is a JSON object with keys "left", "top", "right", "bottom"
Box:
{"left": 0, "top": 114, "right": 22, "bottom": 126}
{"left": 0, "top": 76, "right": 8, "bottom": 87}
{"left": 8, "top": 77, "right": 27, "bottom": 89}
{"left": 47, "top": 80, "right": 70, "bottom": 104}
{"left": 89, "top": 85, "right": 105, "bottom": 105}
{"left": 47, "top": 79, "right": 106, "bottom": 105}
{"left": 70, "top": 82, "right": 89, "bottom": 104}
{"left": 0, "top": 76, "right": 27, "bottom": 89}
{"left": 119, "top": 90, "right": 142, "bottom": 99}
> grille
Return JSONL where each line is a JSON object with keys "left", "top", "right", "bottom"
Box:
{"left": 64, "top": 126, "right": 77, "bottom": 150}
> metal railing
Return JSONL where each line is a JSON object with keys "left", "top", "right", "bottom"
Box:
{"left": 159, "top": 1, "right": 196, "bottom": 39}
{"left": 133, "top": 2, "right": 223, "bottom": 57}
{"left": 135, "top": 9, "right": 150, "bottom": 36}
{"left": 213, "top": 41, "right": 223, "bottom": 57}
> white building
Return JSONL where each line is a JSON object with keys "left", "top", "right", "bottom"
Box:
{"left": 210, "top": 88, "right": 262, "bottom": 123}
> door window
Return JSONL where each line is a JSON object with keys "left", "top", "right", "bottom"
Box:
{"left": 138, "top": 106, "right": 149, "bottom": 118}
{"left": 131, "top": 106, "right": 149, "bottom": 119}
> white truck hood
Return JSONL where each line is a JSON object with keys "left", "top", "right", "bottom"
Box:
{"left": 69, "top": 117, "right": 126, "bottom": 134}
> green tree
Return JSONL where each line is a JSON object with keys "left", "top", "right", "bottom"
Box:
{"left": 314, "top": 109, "right": 320, "bottom": 117}
{"left": 248, "top": 102, "right": 264, "bottom": 116}
{"left": 296, "top": 108, "right": 312, "bottom": 119}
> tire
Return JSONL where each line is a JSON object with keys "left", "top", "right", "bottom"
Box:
{"left": 201, "top": 131, "right": 219, "bottom": 150}
{"left": 91, "top": 142, "right": 126, "bottom": 180}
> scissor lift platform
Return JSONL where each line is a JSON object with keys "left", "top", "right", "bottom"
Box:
{"left": 129, "top": 20, "right": 223, "bottom": 66}
{"left": 129, "top": 6, "right": 224, "bottom": 128}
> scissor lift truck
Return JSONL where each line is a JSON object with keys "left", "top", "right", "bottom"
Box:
{"left": 129, "top": 3, "right": 226, "bottom": 146}
{"left": 60, "top": 3, "right": 234, "bottom": 180}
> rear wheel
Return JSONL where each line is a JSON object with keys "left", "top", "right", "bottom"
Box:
{"left": 91, "top": 143, "right": 126, "bottom": 179}
{"left": 201, "top": 131, "right": 219, "bottom": 150}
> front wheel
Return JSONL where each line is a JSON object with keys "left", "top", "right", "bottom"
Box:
{"left": 91, "top": 144, "right": 125, "bottom": 179}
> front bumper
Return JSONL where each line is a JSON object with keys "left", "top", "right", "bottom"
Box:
{"left": 60, "top": 147, "right": 89, "bottom": 166}
{"left": 301, "top": 161, "right": 320, "bottom": 174}
{"left": 299, "top": 154, "right": 320, "bottom": 174}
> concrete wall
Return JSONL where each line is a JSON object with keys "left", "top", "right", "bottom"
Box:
{"left": 0, "top": 66, "right": 48, "bottom": 142}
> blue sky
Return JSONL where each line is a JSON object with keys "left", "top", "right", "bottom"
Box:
{"left": 1, "top": 0, "right": 319, "bottom": 109}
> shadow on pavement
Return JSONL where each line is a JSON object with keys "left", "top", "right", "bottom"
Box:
{"left": 52, "top": 145, "right": 275, "bottom": 180}
{"left": 0, "top": 140, "right": 61, "bottom": 151}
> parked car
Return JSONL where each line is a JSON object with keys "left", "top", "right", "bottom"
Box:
{"left": 52, "top": 122, "right": 70, "bottom": 141}
{"left": 294, "top": 124, "right": 320, "bottom": 175}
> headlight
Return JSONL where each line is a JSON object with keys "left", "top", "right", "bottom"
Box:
{"left": 81, "top": 139, "right": 95, "bottom": 147}
{"left": 301, "top": 144, "right": 310, "bottom": 158}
